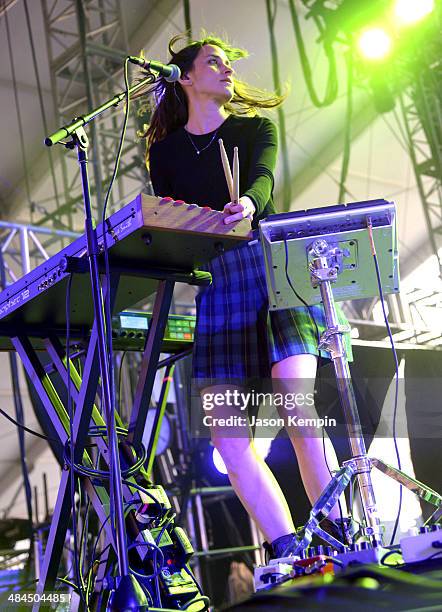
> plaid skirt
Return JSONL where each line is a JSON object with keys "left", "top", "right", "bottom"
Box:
{"left": 192, "top": 238, "right": 352, "bottom": 383}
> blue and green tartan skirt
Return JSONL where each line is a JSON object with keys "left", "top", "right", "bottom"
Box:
{"left": 192, "top": 237, "right": 352, "bottom": 383}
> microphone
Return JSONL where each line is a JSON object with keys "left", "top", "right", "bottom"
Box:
{"left": 128, "top": 56, "right": 181, "bottom": 82}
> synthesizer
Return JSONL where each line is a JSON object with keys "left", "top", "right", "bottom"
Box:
{"left": 0, "top": 310, "right": 196, "bottom": 353}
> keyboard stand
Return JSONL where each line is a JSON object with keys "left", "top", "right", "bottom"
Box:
{"left": 5, "top": 267, "right": 210, "bottom": 608}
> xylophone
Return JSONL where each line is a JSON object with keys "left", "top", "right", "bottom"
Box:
{"left": 0, "top": 194, "right": 251, "bottom": 600}
{"left": 0, "top": 193, "right": 252, "bottom": 330}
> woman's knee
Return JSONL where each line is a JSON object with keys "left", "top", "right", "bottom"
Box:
{"left": 211, "top": 436, "right": 255, "bottom": 475}
{"left": 272, "top": 353, "right": 317, "bottom": 380}
{"left": 272, "top": 354, "right": 318, "bottom": 423}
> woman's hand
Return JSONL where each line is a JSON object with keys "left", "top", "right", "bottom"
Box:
{"left": 223, "top": 196, "right": 256, "bottom": 224}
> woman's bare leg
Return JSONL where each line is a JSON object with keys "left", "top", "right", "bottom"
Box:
{"left": 200, "top": 384, "right": 295, "bottom": 543}
{"left": 272, "top": 354, "right": 347, "bottom": 522}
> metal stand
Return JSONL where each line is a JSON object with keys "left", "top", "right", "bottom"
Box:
{"left": 34, "top": 70, "right": 160, "bottom": 611}
{"left": 19, "top": 270, "right": 208, "bottom": 610}
{"left": 74, "top": 126, "right": 138, "bottom": 606}
{"left": 289, "top": 240, "right": 442, "bottom": 554}
{"left": 313, "top": 244, "right": 383, "bottom": 540}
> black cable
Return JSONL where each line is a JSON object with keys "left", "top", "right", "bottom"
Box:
{"left": 101, "top": 57, "right": 132, "bottom": 365}
{"left": 85, "top": 491, "right": 168, "bottom": 606}
{"left": 130, "top": 561, "right": 162, "bottom": 608}
{"left": 85, "top": 500, "right": 140, "bottom": 605}
{"left": 282, "top": 235, "right": 349, "bottom": 532}
{"left": 367, "top": 219, "right": 401, "bottom": 546}
{"left": 265, "top": 0, "right": 292, "bottom": 211}
{"left": 9, "top": 350, "right": 33, "bottom": 567}
{"left": 100, "top": 56, "right": 132, "bottom": 548}
{"left": 338, "top": 51, "right": 353, "bottom": 203}
{"left": 283, "top": 235, "right": 322, "bottom": 356}
{"left": 63, "top": 431, "right": 146, "bottom": 480}
{"left": 3, "top": 2, "right": 32, "bottom": 209}
{"left": 85, "top": 440, "right": 115, "bottom": 605}
{"left": 425, "top": 550, "right": 442, "bottom": 561}
{"left": 154, "top": 513, "right": 177, "bottom": 546}
{"left": 117, "top": 350, "right": 128, "bottom": 414}
{"left": 321, "top": 429, "right": 345, "bottom": 531}
{"left": 23, "top": 0, "right": 61, "bottom": 212}
{"left": 85, "top": 513, "right": 112, "bottom": 591}
{"left": 282, "top": 231, "right": 362, "bottom": 544}
{"left": 287, "top": 0, "right": 338, "bottom": 107}
{"left": 66, "top": 273, "right": 87, "bottom": 606}
{"left": 380, "top": 548, "right": 403, "bottom": 566}
{"left": 128, "top": 502, "right": 172, "bottom": 608}
{"left": 0, "top": 406, "right": 60, "bottom": 444}
{"left": 127, "top": 542, "right": 164, "bottom": 580}
{"left": 121, "top": 479, "right": 169, "bottom": 509}
{"left": 128, "top": 541, "right": 163, "bottom": 606}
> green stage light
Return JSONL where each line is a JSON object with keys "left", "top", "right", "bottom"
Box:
{"left": 357, "top": 27, "right": 392, "bottom": 60}
{"left": 394, "top": 0, "right": 434, "bottom": 25}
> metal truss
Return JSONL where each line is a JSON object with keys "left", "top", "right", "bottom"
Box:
{"left": 35, "top": 0, "right": 150, "bottom": 231}
{"left": 390, "top": 7, "right": 442, "bottom": 346}
{"left": 399, "top": 57, "right": 442, "bottom": 274}
{"left": 0, "top": 220, "right": 79, "bottom": 287}
{"left": 344, "top": 5, "right": 442, "bottom": 346}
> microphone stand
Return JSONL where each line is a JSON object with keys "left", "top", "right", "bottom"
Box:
{"left": 45, "top": 73, "right": 154, "bottom": 609}
{"left": 45, "top": 75, "right": 153, "bottom": 147}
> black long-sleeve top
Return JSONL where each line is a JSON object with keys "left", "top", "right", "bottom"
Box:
{"left": 148, "top": 115, "right": 278, "bottom": 230}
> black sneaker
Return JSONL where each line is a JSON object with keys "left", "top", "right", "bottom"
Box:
{"left": 263, "top": 532, "right": 299, "bottom": 562}
{"left": 320, "top": 516, "right": 357, "bottom": 546}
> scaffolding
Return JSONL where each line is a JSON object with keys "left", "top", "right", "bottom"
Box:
{"left": 0, "top": 220, "right": 79, "bottom": 286}
{"left": 400, "top": 52, "right": 442, "bottom": 274}
{"left": 35, "top": 0, "right": 151, "bottom": 231}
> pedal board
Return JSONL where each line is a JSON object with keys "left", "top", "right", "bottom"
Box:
{"left": 335, "top": 543, "right": 389, "bottom": 569}
{"left": 254, "top": 543, "right": 390, "bottom": 591}
{"left": 400, "top": 525, "right": 442, "bottom": 564}
{"left": 254, "top": 555, "right": 334, "bottom": 591}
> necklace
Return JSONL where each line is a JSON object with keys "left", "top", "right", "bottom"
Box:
{"left": 185, "top": 128, "right": 219, "bottom": 156}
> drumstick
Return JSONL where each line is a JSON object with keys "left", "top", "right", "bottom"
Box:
{"left": 233, "top": 146, "right": 239, "bottom": 204}
{"left": 218, "top": 139, "right": 234, "bottom": 201}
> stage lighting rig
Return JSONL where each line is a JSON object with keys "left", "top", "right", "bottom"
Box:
{"left": 299, "top": 0, "right": 437, "bottom": 60}
{"left": 394, "top": 0, "right": 435, "bottom": 26}
{"left": 357, "top": 27, "right": 392, "bottom": 60}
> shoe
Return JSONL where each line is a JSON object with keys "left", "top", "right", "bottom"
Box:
{"left": 320, "top": 516, "right": 357, "bottom": 546}
{"left": 263, "top": 532, "right": 299, "bottom": 562}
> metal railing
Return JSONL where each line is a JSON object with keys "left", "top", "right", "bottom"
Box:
{"left": 0, "top": 220, "right": 79, "bottom": 286}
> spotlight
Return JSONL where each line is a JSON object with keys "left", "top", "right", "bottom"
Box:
{"left": 357, "top": 27, "right": 392, "bottom": 60}
{"left": 394, "top": 0, "right": 434, "bottom": 25}
{"left": 212, "top": 448, "right": 228, "bottom": 475}
{"left": 212, "top": 439, "right": 273, "bottom": 475}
